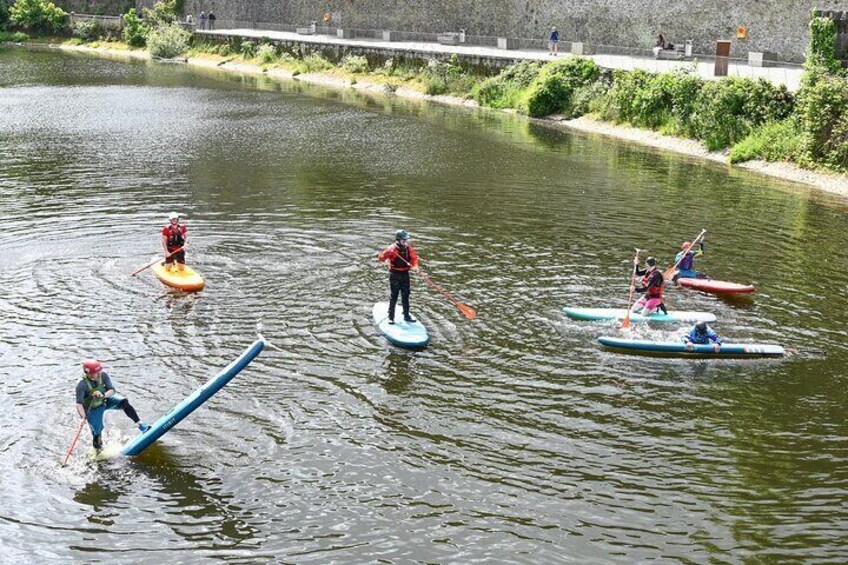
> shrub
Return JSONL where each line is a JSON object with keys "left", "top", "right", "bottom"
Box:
{"left": 571, "top": 78, "right": 612, "bottom": 118}
{"left": 0, "top": 0, "right": 9, "bottom": 29}
{"left": 71, "top": 19, "right": 100, "bottom": 42}
{"left": 256, "top": 43, "right": 275, "bottom": 63}
{"left": 796, "top": 73, "right": 848, "bottom": 169}
{"left": 522, "top": 57, "right": 599, "bottom": 117}
{"left": 729, "top": 118, "right": 803, "bottom": 163}
{"left": 0, "top": 29, "right": 27, "bottom": 41}
{"left": 147, "top": 22, "right": 189, "bottom": 58}
{"left": 302, "top": 53, "right": 332, "bottom": 72}
{"left": 9, "top": 0, "right": 67, "bottom": 35}
{"left": 142, "top": 0, "right": 179, "bottom": 28}
{"left": 474, "top": 60, "right": 542, "bottom": 109}
{"left": 238, "top": 39, "right": 255, "bottom": 58}
{"left": 807, "top": 12, "right": 841, "bottom": 75}
{"left": 122, "top": 8, "right": 146, "bottom": 47}
{"left": 341, "top": 54, "right": 368, "bottom": 73}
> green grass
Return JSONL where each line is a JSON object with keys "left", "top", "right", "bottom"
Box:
{"left": 729, "top": 118, "right": 803, "bottom": 164}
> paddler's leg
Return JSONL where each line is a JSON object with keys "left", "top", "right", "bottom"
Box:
{"left": 87, "top": 405, "right": 107, "bottom": 451}
{"left": 105, "top": 395, "right": 149, "bottom": 432}
{"left": 164, "top": 250, "right": 176, "bottom": 272}
{"left": 388, "top": 272, "right": 401, "bottom": 324}
{"left": 400, "top": 272, "right": 415, "bottom": 323}
{"left": 643, "top": 297, "right": 662, "bottom": 315}
{"left": 175, "top": 250, "right": 186, "bottom": 272}
{"left": 631, "top": 296, "right": 647, "bottom": 314}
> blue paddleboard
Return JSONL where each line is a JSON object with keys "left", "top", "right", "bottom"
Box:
{"left": 563, "top": 307, "right": 716, "bottom": 323}
{"left": 372, "top": 302, "right": 429, "bottom": 349}
{"left": 598, "top": 336, "right": 785, "bottom": 357}
{"left": 120, "top": 337, "right": 266, "bottom": 457}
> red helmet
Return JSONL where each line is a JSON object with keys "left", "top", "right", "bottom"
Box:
{"left": 681, "top": 241, "right": 692, "bottom": 250}
{"left": 82, "top": 359, "right": 102, "bottom": 375}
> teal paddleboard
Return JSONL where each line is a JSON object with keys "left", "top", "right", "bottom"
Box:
{"left": 372, "top": 302, "right": 429, "bottom": 349}
{"left": 563, "top": 307, "right": 716, "bottom": 323}
{"left": 598, "top": 336, "right": 785, "bottom": 357}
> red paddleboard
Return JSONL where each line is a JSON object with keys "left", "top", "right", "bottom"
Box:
{"left": 678, "top": 278, "right": 755, "bottom": 294}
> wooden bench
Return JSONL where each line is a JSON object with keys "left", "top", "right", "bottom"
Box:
{"left": 656, "top": 44, "right": 687, "bottom": 60}
{"left": 437, "top": 32, "right": 460, "bottom": 45}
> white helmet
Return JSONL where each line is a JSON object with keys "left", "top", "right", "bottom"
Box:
{"left": 168, "top": 212, "right": 179, "bottom": 221}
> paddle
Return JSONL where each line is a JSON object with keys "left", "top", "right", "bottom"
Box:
{"left": 621, "top": 248, "right": 641, "bottom": 329}
{"left": 663, "top": 229, "right": 706, "bottom": 281}
{"left": 61, "top": 418, "right": 86, "bottom": 467}
{"left": 131, "top": 247, "right": 184, "bottom": 277}
{"left": 388, "top": 248, "right": 477, "bottom": 320}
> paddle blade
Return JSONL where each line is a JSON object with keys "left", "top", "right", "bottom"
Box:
{"left": 458, "top": 303, "right": 477, "bottom": 319}
{"left": 621, "top": 314, "right": 631, "bottom": 329}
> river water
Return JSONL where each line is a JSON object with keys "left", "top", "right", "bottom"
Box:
{"left": 1, "top": 47, "right": 847, "bottom": 563}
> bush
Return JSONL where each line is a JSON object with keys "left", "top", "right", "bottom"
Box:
{"left": 302, "top": 53, "right": 332, "bottom": 72}
{"left": 522, "top": 57, "right": 599, "bottom": 117}
{"left": 71, "top": 19, "right": 100, "bottom": 43}
{"left": 0, "top": 0, "right": 9, "bottom": 29}
{"left": 796, "top": 73, "right": 848, "bottom": 169}
{"left": 238, "top": 39, "right": 255, "bottom": 58}
{"left": 807, "top": 13, "right": 841, "bottom": 75}
{"left": 729, "top": 118, "right": 803, "bottom": 163}
{"left": 0, "top": 29, "right": 27, "bottom": 41}
{"left": 9, "top": 0, "right": 67, "bottom": 35}
{"left": 142, "top": 0, "right": 179, "bottom": 28}
{"left": 122, "top": 8, "right": 146, "bottom": 47}
{"left": 256, "top": 43, "right": 275, "bottom": 63}
{"left": 571, "top": 78, "right": 612, "bottom": 118}
{"left": 341, "top": 54, "right": 368, "bottom": 73}
{"left": 147, "top": 22, "right": 189, "bottom": 58}
{"left": 474, "top": 60, "right": 542, "bottom": 109}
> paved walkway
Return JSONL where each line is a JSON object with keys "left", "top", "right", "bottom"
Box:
{"left": 198, "top": 28, "right": 804, "bottom": 91}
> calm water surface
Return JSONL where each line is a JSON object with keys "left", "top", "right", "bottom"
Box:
{"left": 1, "top": 48, "right": 847, "bottom": 563}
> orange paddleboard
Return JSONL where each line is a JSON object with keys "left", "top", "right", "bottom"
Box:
{"left": 150, "top": 258, "right": 205, "bottom": 291}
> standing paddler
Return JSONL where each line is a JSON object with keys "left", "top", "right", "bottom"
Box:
{"left": 161, "top": 212, "right": 188, "bottom": 272}
{"left": 631, "top": 256, "right": 668, "bottom": 316}
{"left": 76, "top": 360, "right": 149, "bottom": 453}
{"left": 378, "top": 230, "right": 419, "bottom": 325}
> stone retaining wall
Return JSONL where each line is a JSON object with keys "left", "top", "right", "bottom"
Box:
{"left": 89, "top": 0, "right": 848, "bottom": 62}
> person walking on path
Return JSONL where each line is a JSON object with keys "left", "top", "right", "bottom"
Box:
{"left": 162, "top": 212, "right": 188, "bottom": 272}
{"left": 76, "top": 360, "right": 149, "bottom": 453}
{"left": 631, "top": 256, "right": 667, "bottom": 315}
{"left": 548, "top": 27, "right": 559, "bottom": 55}
{"left": 199, "top": 11, "right": 206, "bottom": 30}
{"left": 378, "top": 230, "right": 419, "bottom": 324}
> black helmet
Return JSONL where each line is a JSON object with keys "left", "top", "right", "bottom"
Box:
{"left": 646, "top": 256, "right": 657, "bottom": 267}
{"left": 695, "top": 321, "right": 708, "bottom": 333}
{"left": 395, "top": 229, "right": 410, "bottom": 240}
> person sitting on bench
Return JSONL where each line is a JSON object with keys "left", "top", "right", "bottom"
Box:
{"left": 652, "top": 34, "right": 675, "bottom": 58}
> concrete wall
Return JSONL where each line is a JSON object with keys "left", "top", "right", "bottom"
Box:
{"left": 55, "top": 0, "right": 134, "bottom": 16}
{"left": 130, "top": 1, "right": 847, "bottom": 62}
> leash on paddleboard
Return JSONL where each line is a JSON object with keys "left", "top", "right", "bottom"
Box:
{"left": 621, "top": 248, "right": 642, "bottom": 329}
{"left": 131, "top": 247, "right": 185, "bottom": 277}
{"left": 388, "top": 248, "right": 477, "bottom": 320}
{"left": 61, "top": 417, "right": 86, "bottom": 467}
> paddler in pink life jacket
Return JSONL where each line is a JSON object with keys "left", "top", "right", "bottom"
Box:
{"left": 672, "top": 239, "right": 705, "bottom": 282}
{"left": 378, "top": 230, "right": 419, "bottom": 325}
{"left": 631, "top": 256, "right": 668, "bottom": 315}
{"left": 76, "top": 360, "right": 149, "bottom": 453}
{"left": 161, "top": 212, "right": 188, "bottom": 272}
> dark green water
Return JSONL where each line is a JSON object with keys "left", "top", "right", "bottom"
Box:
{"left": 1, "top": 47, "right": 847, "bottom": 563}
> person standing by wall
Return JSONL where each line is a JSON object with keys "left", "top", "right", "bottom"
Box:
{"left": 549, "top": 27, "right": 559, "bottom": 55}
{"left": 208, "top": 12, "right": 216, "bottom": 30}
{"left": 199, "top": 11, "right": 206, "bottom": 30}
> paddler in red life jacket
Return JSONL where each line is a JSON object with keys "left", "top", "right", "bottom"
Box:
{"left": 161, "top": 212, "right": 188, "bottom": 272}
{"left": 378, "top": 230, "right": 419, "bottom": 325}
{"left": 631, "top": 256, "right": 668, "bottom": 316}
{"left": 75, "top": 359, "right": 150, "bottom": 453}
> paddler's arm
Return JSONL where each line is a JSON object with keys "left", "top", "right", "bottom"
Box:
{"left": 161, "top": 231, "right": 169, "bottom": 254}
{"left": 101, "top": 374, "right": 115, "bottom": 400}
{"left": 75, "top": 382, "right": 87, "bottom": 419}
{"left": 377, "top": 245, "right": 394, "bottom": 264}
{"left": 409, "top": 247, "right": 420, "bottom": 271}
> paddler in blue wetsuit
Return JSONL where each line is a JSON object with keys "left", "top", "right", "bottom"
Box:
{"left": 672, "top": 239, "right": 705, "bottom": 281}
{"left": 631, "top": 256, "right": 668, "bottom": 316}
{"left": 76, "top": 360, "right": 149, "bottom": 453}
{"left": 682, "top": 321, "right": 722, "bottom": 352}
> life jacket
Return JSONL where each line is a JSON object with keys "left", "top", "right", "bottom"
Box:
{"left": 390, "top": 244, "right": 412, "bottom": 272}
{"left": 677, "top": 250, "right": 695, "bottom": 271}
{"left": 164, "top": 224, "right": 185, "bottom": 249}
{"left": 81, "top": 375, "right": 107, "bottom": 410}
{"left": 642, "top": 269, "right": 664, "bottom": 298}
